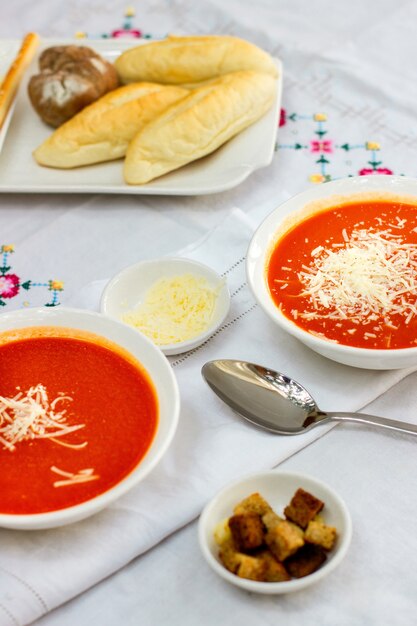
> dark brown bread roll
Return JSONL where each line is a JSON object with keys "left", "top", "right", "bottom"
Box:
{"left": 28, "top": 45, "right": 119, "bottom": 127}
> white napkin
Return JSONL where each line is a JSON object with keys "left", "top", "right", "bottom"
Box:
{"left": 0, "top": 208, "right": 414, "bottom": 626}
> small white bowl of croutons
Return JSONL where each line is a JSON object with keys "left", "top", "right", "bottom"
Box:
{"left": 198, "top": 471, "right": 352, "bottom": 594}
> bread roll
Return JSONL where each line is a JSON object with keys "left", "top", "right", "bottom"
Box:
{"left": 115, "top": 35, "right": 277, "bottom": 87}
{"left": 28, "top": 45, "right": 119, "bottom": 127}
{"left": 0, "top": 33, "right": 39, "bottom": 130}
{"left": 124, "top": 71, "right": 276, "bottom": 185}
{"left": 34, "top": 83, "right": 188, "bottom": 168}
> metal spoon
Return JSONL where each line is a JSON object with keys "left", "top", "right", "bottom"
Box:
{"left": 201, "top": 359, "right": 417, "bottom": 437}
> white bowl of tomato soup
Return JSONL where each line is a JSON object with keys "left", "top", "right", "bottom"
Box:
{"left": 0, "top": 307, "right": 179, "bottom": 529}
{"left": 247, "top": 175, "right": 417, "bottom": 369}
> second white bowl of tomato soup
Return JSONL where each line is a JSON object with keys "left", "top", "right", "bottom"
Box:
{"left": 247, "top": 175, "right": 417, "bottom": 369}
{"left": 0, "top": 307, "right": 179, "bottom": 529}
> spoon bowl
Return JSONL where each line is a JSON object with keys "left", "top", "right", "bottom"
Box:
{"left": 202, "top": 359, "right": 417, "bottom": 437}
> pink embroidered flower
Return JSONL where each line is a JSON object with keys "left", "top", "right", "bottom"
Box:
{"left": 359, "top": 167, "right": 393, "bottom": 176}
{"left": 279, "top": 108, "right": 286, "bottom": 127}
{"left": 111, "top": 29, "right": 142, "bottom": 38}
{"left": 310, "top": 140, "right": 333, "bottom": 153}
{"left": 0, "top": 274, "right": 19, "bottom": 298}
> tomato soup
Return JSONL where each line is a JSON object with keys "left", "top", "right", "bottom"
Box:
{"left": 267, "top": 199, "right": 417, "bottom": 349}
{"left": 0, "top": 327, "right": 158, "bottom": 514}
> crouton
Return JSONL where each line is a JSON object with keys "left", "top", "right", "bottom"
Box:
{"left": 305, "top": 520, "right": 337, "bottom": 550}
{"left": 262, "top": 510, "right": 283, "bottom": 528}
{"left": 264, "top": 518, "right": 304, "bottom": 561}
{"left": 284, "top": 488, "right": 324, "bottom": 529}
{"left": 213, "top": 518, "right": 232, "bottom": 546}
{"left": 228, "top": 512, "right": 265, "bottom": 551}
{"left": 236, "top": 554, "right": 269, "bottom": 581}
{"left": 218, "top": 537, "right": 241, "bottom": 574}
{"left": 285, "top": 544, "right": 327, "bottom": 578}
{"left": 257, "top": 551, "right": 291, "bottom": 582}
{"left": 218, "top": 538, "right": 268, "bottom": 581}
{"left": 233, "top": 492, "right": 273, "bottom": 517}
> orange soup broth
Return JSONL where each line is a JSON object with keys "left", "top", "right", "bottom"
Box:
{"left": 267, "top": 199, "right": 417, "bottom": 349}
{"left": 0, "top": 327, "right": 158, "bottom": 514}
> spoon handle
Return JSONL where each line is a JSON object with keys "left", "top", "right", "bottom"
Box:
{"left": 326, "top": 412, "right": 417, "bottom": 436}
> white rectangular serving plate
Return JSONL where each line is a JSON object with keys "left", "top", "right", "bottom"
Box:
{"left": 0, "top": 38, "right": 282, "bottom": 196}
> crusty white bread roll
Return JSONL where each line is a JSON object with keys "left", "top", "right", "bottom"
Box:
{"left": 34, "top": 82, "right": 188, "bottom": 168}
{"left": 124, "top": 70, "right": 276, "bottom": 185}
{"left": 0, "top": 33, "right": 39, "bottom": 129}
{"left": 115, "top": 35, "right": 277, "bottom": 87}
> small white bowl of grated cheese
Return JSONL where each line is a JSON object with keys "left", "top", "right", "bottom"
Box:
{"left": 101, "top": 257, "right": 231, "bottom": 356}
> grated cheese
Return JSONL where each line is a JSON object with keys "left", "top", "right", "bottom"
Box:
{"left": 51, "top": 465, "right": 99, "bottom": 488}
{"left": 122, "top": 273, "right": 220, "bottom": 345}
{"left": 298, "top": 227, "right": 417, "bottom": 325}
{"left": 0, "top": 384, "right": 85, "bottom": 452}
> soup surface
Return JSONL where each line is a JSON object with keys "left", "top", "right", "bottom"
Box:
{"left": 267, "top": 199, "right": 417, "bottom": 349}
{"left": 0, "top": 327, "right": 158, "bottom": 514}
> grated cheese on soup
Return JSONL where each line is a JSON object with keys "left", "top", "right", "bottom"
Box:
{"left": 50, "top": 465, "right": 99, "bottom": 488}
{"left": 0, "top": 384, "right": 85, "bottom": 452}
{"left": 298, "top": 227, "right": 417, "bottom": 324}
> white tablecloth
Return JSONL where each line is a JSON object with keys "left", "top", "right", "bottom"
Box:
{"left": 0, "top": 1, "right": 417, "bottom": 624}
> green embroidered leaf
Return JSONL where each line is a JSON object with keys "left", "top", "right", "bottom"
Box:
{"left": 340, "top": 143, "right": 350, "bottom": 151}
{"left": 1, "top": 266, "right": 10, "bottom": 274}
{"left": 0, "top": 300, "right": 6, "bottom": 306}
{"left": 21, "top": 280, "right": 31, "bottom": 290}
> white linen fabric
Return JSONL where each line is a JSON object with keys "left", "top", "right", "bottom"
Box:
{"left": 0, "top": 0, "right": 417, "bottom": 624}
{"left": 0, "top": 208, "right": 415, "bottom": 626}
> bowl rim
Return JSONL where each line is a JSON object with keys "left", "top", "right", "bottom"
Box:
{"left": 246, "top": 175, "right": 417, "bottom": 357}
{"left": 198, "top": 469, "right": 352, "bottom": 594}
{"left": 0, "top": 306, "right": 180, "bottom": 528}
{"left": 100, "top": 256, "right": 231, "bottom": 355}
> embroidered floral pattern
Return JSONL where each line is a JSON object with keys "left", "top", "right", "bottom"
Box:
{"left": 359, "top": 167, "right": 394, "bottom": 176}
{"left": 365, "top": 141, "right": 380, "bottom": 151}
{"left": 0, "top": 246, "right": 64, "bottom": 308}
{"left": 309, "top": 174, "right": 331, "bottom": 184}
{"left": 310, "top": 140, "right": 333, "bottom": 153}
{"left": 276, "top": 111, "right": 395, "bottom": 183}
{"left": 111, "top": 28, "right": 142, "bottom": 38}
{"left": 77, "top": 7, "right": 153, "bottom": 40}
{"left": 313, "top": 113, "right": 327, "bottom": 122}
{"left": 0, "top": 274, "right": 19, "bottom": 299}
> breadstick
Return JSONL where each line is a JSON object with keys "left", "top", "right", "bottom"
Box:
{"left": 0, "top": 32, "right": 40, "bottom": 129}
